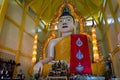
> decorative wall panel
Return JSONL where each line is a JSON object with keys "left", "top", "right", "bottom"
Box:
{"left": 24, "top": 14, "right": 35, "bottom": 36}
{"left": 0, "top": 19, "right": 19, "bottom": 50}
{"left": 21, "top": 32, "right": 34, "bottom": 56}
{"left": 6, "top": 0, "right": 22, "bottom": 26}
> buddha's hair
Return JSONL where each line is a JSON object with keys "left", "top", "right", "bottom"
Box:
{"left": 60, "top": 6, "right": 75, "bottom": 23}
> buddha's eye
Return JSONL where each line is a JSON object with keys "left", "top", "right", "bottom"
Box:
{"left": 59, "top": 20, "right": 62, "bottom": 22}
{"left": 68, "top": 19, "right": 70, "bottom": 21}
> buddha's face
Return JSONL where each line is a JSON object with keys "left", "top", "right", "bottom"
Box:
{"left": 57, "top": 15, "right": 74, "bottom": 33}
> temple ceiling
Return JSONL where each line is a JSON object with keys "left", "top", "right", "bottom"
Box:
{"left": 24, "top": 0, "right": 104, "bottom": 23}
{"left": 21, "top": 0, "right": 120, "bottom": 43}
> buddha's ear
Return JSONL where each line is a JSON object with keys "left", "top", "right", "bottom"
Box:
{"left": 74, "top": 20, "right": 79, "bottom": 34}
{"left": 75, "top": 20, "right": 79, "bottom": 27}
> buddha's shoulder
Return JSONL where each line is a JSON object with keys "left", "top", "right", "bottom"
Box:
{"left": 49, "top": 38, "right": 62, "bottom": 44}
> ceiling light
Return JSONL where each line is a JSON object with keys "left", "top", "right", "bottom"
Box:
{"left": 118, "top": 17, "right": 120, "bottom": 22}
{"left": 107, "top": 17, "right": 114, "bottom": 24}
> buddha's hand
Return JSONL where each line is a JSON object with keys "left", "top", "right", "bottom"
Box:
{"left": 33, "top": 61, "right": 43, "bottom": 75}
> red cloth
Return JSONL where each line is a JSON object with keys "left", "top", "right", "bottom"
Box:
{"left": 70, "top": 34, "right": 92, "bottom": 74}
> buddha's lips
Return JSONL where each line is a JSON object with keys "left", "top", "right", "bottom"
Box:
{"left": 62, "top": 26, "right": 68, "bottom": 28}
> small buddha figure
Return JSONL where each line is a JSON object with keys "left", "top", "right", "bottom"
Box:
{"left": 17, "top": 69, "right": 25, "bottom": 80}
{"left": 58, "top": 60, "right": 61, "bottom": 68}
{"left": 0, "top": 63, "right": 10, "bottom": 79}
{"left": 60, "top": 62, "right": 67, "bottom": 76}
{"left": 48, "top": 64, "right": 55, "bottom": 76}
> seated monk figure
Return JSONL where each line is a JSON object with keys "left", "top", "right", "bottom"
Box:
{"left": 33, "top": 7, "right": 106, "bottom": 76}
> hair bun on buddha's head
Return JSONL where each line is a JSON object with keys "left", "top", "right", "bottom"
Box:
{"left": 61, "top": 6, "right": 72, "bottom": 17}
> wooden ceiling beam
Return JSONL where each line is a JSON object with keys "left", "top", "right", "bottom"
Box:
{"left": 73, "top": 0, "right": 90, "bottom": 17}
{"left": 84, "top": 0, "right": 99, "bottom": 15}
{"left": 108, "top": 0, "right": 120, "bottom": 34}
{"left": 81, "top": 0, "right": 91, "bottom": 15}
{"left": 38, "top": 0, "right": 53, "bottom": 19}
{"left": 114, "top": 3, "right": 119, "bottom": 14}
{"left": 25, "top": 0, "right": 35, "bottom": 10}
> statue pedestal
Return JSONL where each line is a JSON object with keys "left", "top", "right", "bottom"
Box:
{"left": 46, "top": 76, "right": 67, "bottom": 80}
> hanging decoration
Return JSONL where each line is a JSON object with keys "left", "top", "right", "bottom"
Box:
{"left": 70, "top": 34, "right": 92, "bottom": 74}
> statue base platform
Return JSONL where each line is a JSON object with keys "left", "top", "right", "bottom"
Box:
{"left": 46, "top": 76, "right": 67, "bottom": 80}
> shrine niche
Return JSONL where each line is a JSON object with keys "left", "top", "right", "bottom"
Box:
{"left": 41, "top": 3, "right": 85, "bottom": 60}
{"left": 32, "top": 2, "right": 108, "bottom": 79}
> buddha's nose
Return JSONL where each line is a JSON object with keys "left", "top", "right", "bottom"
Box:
{"left": 63, "top": 23, "right": 67, "bottom": 25}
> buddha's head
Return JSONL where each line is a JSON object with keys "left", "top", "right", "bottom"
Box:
{"left": 57, "top": 7, "right": 75, "bottom": 33}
